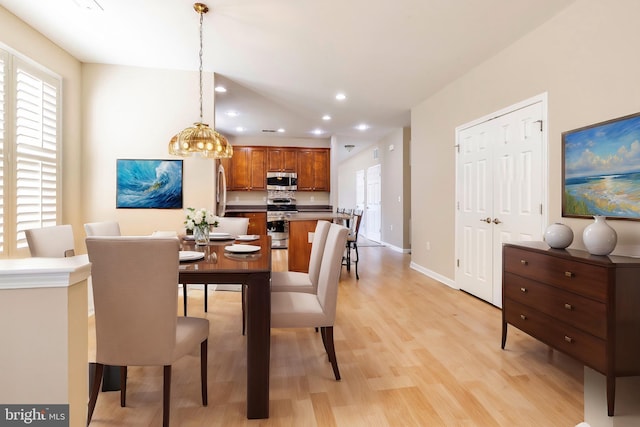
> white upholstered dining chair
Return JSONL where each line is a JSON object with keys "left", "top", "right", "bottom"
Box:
{"left": 84, "top": 221, "right": 121, "bottom": 237}
{"left": 271, "top": 223, "right": 349, "bottom": 380}
{"left": 203, "top": 216, "right": 250, "bottom": 313}
{"left": 270, "top": 220, "right": 331, "bottom": 294}
{"left": 25, "top": 224, "right": 76, "bottom": 257}
{"left": 215, "top": 216, "right": 250, "bottom": 236}
{"left": 86, "top": 236, "right": 209, "bottom": 427}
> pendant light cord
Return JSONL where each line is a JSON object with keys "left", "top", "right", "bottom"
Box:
{"left": 198, "top": 9, "right": 204, "bottom": 122}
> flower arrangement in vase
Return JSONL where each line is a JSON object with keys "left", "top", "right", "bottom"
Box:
{"left": 184, "top": 207, "right": 219, "bottom": 245}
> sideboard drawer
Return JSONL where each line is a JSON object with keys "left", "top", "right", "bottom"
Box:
{"left": 504, "top": 272, "right": 607, "bottom": 339}
{"left": 503, "top": 247, "right": 607, "bottom": 301}
{"left": 504, "top": 299, "right": 606, "bottom": 372}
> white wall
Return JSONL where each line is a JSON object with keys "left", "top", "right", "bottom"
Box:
{"left": 81, "top": 64, "right": 218, "bottom": 244}
{"left": 337, "top": 127, "right": 411, "bottom": 249}
{"left": 411, "top": 0, "right": 640, "bottom": 280}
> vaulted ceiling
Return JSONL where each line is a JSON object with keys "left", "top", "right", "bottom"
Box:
{"left": 1, "top": 0, "right": 576, "bottom": 161}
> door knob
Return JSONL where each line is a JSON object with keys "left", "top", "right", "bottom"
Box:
{"left": 493, "top": 218, "right": 502, "bottom": 224}
{"left": 480, "top": 217, "right": 491, "bottom": 223}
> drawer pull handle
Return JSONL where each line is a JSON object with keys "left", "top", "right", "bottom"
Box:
{"left": 564, "top": 303, "right": 573, "bottom": 310}
{"left": 520, "top": 259, "right": 528, "bottom": 266}
{"left": 565, "top": 271, "right": 574, "bottom": 278}
{"left": 520, "top": 314, "right": 527, "bottom": 320}
{"left": 520, "top": 287, "right": 527, "bottom": 293}
{"left": 564, "top": 336, "right": 573, "bottom": 343}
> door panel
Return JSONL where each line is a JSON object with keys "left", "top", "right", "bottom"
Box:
{"left": 366, "top": 164, "right": 381, "bottom": 242}
{"left": 456, "top": 99, "right": 545, "bottom": 306}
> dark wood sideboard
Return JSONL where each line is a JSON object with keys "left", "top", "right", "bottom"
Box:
{"left": 502, "top": 241, "right": 640, "bottom": 416}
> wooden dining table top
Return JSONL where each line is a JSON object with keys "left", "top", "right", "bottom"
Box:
{"left": 179, "top": 234, "right": 272, "bottom": 274}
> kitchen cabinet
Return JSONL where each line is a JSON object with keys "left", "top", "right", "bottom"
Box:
{"left": 225, "top": 212, "right": 267, "bottom": 235}
{"left": 502, "top": 241, "right": 640, "bottom": 417}
{"left": 224, "top": 146, "right": 267, "bottom": 191}
{"left": 267, "top": 148, "right": 297, "bottom": 172}
{"left": 296, "top": 148, "right": 330, "bottom": 191}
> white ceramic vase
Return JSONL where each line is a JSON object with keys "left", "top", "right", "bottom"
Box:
{"left": 544, "top": 222, "right": 573, "bottom": 249}
{"left": 583, "top": 215, "right": 617, "bottom": 256}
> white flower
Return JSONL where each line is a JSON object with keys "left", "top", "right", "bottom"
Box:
{"left": 184, "top": 207, "right": 218, "bottom": 230}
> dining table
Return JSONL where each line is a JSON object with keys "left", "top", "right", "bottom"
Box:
{"left": 179, "top": 234, "right": 272, "bottom": 419}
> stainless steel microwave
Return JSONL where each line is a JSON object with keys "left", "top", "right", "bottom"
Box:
{"left": 266, "top": 172, "right": 297, "bottom": 190}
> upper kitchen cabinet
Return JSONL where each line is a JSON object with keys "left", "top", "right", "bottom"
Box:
{"left": 297, "top": 148, "right": 330, "bottom": 191}
{"left": 267, "top": 148, "right": 297, "bottom": 172}
{"left": 224, "top": 146, "right": 267, "bottom": 191}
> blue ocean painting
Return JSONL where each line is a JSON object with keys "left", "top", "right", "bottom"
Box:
{"left": 116, "top": 159, "right": 183, "bottom": 209}
{"left": 564, "top": 114, "right": 640, "bottom": 218}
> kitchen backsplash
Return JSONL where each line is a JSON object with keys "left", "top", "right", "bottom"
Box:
{"left": 227, "top": 191, "right": 330, "bottom": 206}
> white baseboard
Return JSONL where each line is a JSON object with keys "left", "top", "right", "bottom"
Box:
{"left": 380, "top": 241, "right": 411, "bottom": 253}
{"left": 409, "top": 261, "right": 458, "bottom": 289}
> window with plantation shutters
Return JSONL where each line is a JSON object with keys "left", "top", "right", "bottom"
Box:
{"left": 0, "top": 48, "right": 61, "bottom": 257}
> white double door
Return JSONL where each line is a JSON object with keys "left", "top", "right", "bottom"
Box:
{"left": 455, "top": 99, "right": 546, "bottom": 307}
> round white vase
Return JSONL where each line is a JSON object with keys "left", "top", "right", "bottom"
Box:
{"left": 544, "top": 222, "right": 573, "bottom": 249}
{"left": 583, "top": 215, "right": 617, "bottom": 256}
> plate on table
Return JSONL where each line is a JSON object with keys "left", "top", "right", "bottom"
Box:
{"left": 179, "top": 251, "right": 205, "bottom": 261}
{"left": 224, "top": 252, "right": 262, "bottom": 261}
{"left": 236, "top": 234, "right": 260, "bottom": 242}
{"left": 224, "top": 244, "right": 261, "bottom": 253}
{"left": 210, "top": 232, "right": 234, "bottom": 240}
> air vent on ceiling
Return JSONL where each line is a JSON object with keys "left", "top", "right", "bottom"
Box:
{"left": 262, "top": 129, "right": 277, "bottom": 133}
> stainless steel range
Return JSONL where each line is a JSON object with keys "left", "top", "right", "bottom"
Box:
{"left": 266, "top": 187, "right": 297, "bottom": 249}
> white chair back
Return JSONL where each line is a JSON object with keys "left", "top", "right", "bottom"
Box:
{"left": 25, "top": 224, "right": 75, "bottom": 257}
{"left": 215, "top": 216, "right": 249, "bottom": 235}
{"left": 84, "top": 221, "right": 121, "bottom": 236}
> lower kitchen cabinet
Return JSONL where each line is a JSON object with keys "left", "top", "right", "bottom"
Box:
{"left": 502, "top": 241, "right": 640, "bottom": 417}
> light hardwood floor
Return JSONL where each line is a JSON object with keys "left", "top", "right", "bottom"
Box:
{"left": 88, "top": 246, "right": 583, "bottom": 426}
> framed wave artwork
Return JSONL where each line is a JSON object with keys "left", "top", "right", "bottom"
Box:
{"left": 116, "top": 159, "right": 183, "bottom": 209}
{"left": 563, "top": 112, "right": 640, "bottom": 220}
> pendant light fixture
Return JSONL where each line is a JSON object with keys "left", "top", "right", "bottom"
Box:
{"left": 169, "top": 3, "right": 232, "bottom": 159}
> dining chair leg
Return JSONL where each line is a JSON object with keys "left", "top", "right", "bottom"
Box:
{"left": 163, "top": 365, "right": 171, "bottom": 427}
{"left": 354, "top": 243, "right": 359, "bottom": 280}
{"left": 201, "top": 339, "right": 208, "bottom": 406}
{"left": 345, "top": 244, "right": 351, "bottom": 271}
{"left": 120, "top": 366, "right": 127, "bottom": 407}
{"left": 87, "top": 362, "right": 103, "bottom": 426}
{"left": 182, "top": 284, "right": 188, "bottom": 316}
{"left": 321, "top": 326, "right": 341, "bottom": 381}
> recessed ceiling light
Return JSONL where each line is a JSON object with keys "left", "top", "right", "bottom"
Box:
{"left": 72, "top": 0, "right": 103, "bottom": 11}
{"left": 235, "top": 126, "right": 245, "bottom": 132}
{"left": 335, "top": 93, "right": 346, "bottom": 101}
{"left": 356, "top": 123, "right": 369, "bottom": 131}
{"left": 214, "top": 86, "right": 227, "bottom": 93}
{"left": 311, "top": 129, "right": 324, "bottom": 135}
{"left": 277, "top": 128, "right": 285, "bottom": 133}
{"left": 322, "top": 115, "right": 331, "bottom": 121}
{"left": 226, "top": 110, "right": 239, "bottom": 117}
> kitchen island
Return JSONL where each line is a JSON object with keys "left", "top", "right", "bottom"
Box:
{"left": 288, "top": 210, "right": 348, "bottom": 272}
